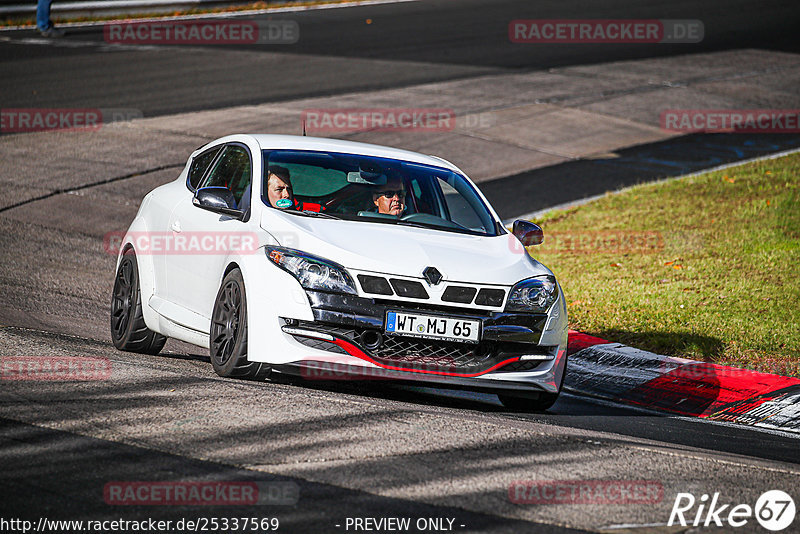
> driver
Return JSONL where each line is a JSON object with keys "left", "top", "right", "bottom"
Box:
{"left": 266, "top": 166, "right": 294, "bottom": 209}
{"left": 372, "top": 178, "right": 406, "bottom": 216}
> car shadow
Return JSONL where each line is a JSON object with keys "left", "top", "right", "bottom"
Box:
{"left": 580, "top": 328, "right": 725, "bottom": 362}
{"left": 156, "top": 348, "right": 800, "bottom": 466}
{"left": 169, "top": 327, "right": 727, "bottom": 420}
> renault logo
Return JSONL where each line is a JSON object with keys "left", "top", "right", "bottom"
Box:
{"left": 423, "top": 266, "right": 443, "bottom": 285}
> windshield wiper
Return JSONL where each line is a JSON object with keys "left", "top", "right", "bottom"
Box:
{"left": 285, "top": 209, "right": 340, "bottom": 220}
{"left": 395, "top": 220, "right": 431, "bottom": 229}
{"left": 396, "top": 220, "right": 480, "bottom": 235}
{"left": 301, "top": 210, "right": 339, "bottom": 219}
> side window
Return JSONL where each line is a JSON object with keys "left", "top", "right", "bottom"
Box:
{"left": 201, "top": 145, "right": 251, "bottom": 204}
{"left": 187, "top": 146, "right": 221, "bottom": 191}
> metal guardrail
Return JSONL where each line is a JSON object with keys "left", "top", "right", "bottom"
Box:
{"left": 0, "top": 1, "right": 258, "bottom": 16}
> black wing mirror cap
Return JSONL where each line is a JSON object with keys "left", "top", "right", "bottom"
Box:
{"left": 512, "top": 220, "right": 544, "bottom": 246}
{"left": 193, "top": 187, "right": 244, "bottom": 220}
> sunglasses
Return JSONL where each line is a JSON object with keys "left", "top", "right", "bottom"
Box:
{"left": 377, "top": 189, "right": 406, "bottom": 199}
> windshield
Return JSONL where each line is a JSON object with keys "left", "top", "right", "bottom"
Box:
{"left": 261, "top": 150, "right": 499, "bottom": 236}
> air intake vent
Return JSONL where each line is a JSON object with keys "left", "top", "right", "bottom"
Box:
{"left": 358, "top": 275, "right": 393, "bottom": 295}
{"left": 389, "top": 279, "right": 429, "bottom": 299}
{"left": 475, "top": 288, "right": 505, "bottom": 307}
{"left": 441, "top": 286, "right": 477, "bottom": 304}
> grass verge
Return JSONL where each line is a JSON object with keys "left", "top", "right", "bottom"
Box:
{"left": 528, "top": 151, "right": 800, "bottom": 376}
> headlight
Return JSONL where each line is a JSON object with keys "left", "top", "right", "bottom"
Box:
{"left": 506, "top": 275, "right": 558, "bottom": 312}
{"left": 266, "top": 247, "right": 357, "bottom": 295}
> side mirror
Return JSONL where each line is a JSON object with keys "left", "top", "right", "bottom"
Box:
{"left": 193, "top": 187, "right": 244, "bottom": 220}
{"left": 512, "top": 220, "right": 544, "bottom": 246}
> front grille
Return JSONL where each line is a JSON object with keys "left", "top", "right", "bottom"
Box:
{"left": 389, "top": 278, "right": 429, "bottom": 299}
{"left": 291, "top": 321, "right": 505, "bottom": 374}
{"left": 358, "top": 274, "right": 393, "bottom": 295}
{"left": 475, "top": 288, "right": 505, "bottom": 307}
{"left": 374, "top": 335, "right": 492, "bottom": 371}
{"left": 442, "top": 285, "right": 477, "bottom": 304}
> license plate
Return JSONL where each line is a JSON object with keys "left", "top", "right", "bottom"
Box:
{"left": 385, "top": 311, "right": 481, "bottom": 343}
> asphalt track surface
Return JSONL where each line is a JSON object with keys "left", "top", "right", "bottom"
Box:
{"left": 2, "top": 0, "right": 800, "bottom": 532}
{"left": 1, "top": 0, "right": 800, "bottom": 115}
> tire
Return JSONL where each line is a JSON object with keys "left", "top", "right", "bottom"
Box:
{"left": 498, "top": 355, "right": 567, "bottom": 412}
{"left": 111, "top": 249, "right": 167, "bottom": 354}
{"left": 209, "top": 268, "right": 270, "bottom": 381}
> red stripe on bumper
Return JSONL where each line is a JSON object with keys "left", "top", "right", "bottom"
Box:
{"left": 326, "top": 337, "right": 522, "bottom": 378}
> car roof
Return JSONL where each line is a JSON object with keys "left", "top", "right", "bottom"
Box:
{"left": 244, "top": 134, "right": 462, "bottom": 173}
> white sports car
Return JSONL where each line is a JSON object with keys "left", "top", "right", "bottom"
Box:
{"left": 111, "top": 134, "right": 568, "bottom": 410}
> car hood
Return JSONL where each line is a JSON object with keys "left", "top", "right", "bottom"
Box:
{"left": 260, "top": 211, "right": 552, "bottom": 285}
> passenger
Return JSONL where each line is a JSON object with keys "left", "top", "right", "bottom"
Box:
{"left": 372, "top": 178, "right": 406, "bottom": 216}
{"left": 266, "top": 166, "right": 294, "bottom": 209}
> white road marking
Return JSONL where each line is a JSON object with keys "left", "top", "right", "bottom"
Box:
{"left": 0, "top": 35, "right": 164, "bottom": 51}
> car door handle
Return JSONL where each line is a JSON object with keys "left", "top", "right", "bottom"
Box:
{"left": 171, "top": 220, "right": 181, "bottom": 233}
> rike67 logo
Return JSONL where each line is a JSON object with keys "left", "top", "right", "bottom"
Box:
{"left": 669, "top": 490, "right": 795, "bottom": 531}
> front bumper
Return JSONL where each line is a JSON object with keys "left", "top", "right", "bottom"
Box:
{"left": 276, "top": 290, "right": 563, "bottom": 385}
